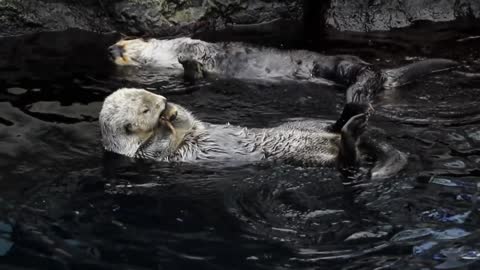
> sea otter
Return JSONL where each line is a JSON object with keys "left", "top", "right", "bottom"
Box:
{"left": 99, "top": 88, "right": 407, "bottom": 179}
{"left": 108, "top": 37, "right": 457, "bottom": 104}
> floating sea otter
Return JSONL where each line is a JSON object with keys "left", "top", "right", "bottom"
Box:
{"left": 108, "top": 37, "right": 457, "bottom": 104}
{"left": 99, "top": 88, "right": 407, "bottom": 179}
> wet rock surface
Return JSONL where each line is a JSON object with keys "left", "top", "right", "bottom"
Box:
{"left": 326, "top": 0, "right": 480, "bottom": 32}
{"left": 2, "top": 0, "right": 480, "bottom": 37}
{"left": 0, "top": 0, "right": 302, "bottom": 37}
{"left": 0, "top": 0, "right": 114, "bottom": 36}
{"left": 108, "top": 0, "right": 302, "bottom": 36}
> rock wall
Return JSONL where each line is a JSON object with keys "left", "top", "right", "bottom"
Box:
{"left": 0, "top": 0, "right": 113, "bottom": 36}
{"left": 0, "top": 0, "right": 302, "bottom": 36}
{"left": 0, "top": 0, "right": 479, "bottom": 37}
{"left": 108, "top": 0, "right": 301, "bottom": 36}
{"left": 325, "top": 0, "right": 480, "bottom": 32}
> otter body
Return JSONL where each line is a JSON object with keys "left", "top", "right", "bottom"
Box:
{"left": 109, "top": 37, "right": 457, "bottom": 104}
{"left": 100, "top": 88, "right": 404, "bottom": 178}
{"left": 110, "top": 37, "right": 366, "bottom": 81}
{"left": 146, "top": 122, "right": 342, "bottom": 166}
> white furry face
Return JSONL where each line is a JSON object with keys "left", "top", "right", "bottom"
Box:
{"left": 109, "top": 37, "right": 190, "bottom": 68}
{"left": 108, "top": 39, "right": 153, "bottom": 66}
{"left": 99, "top": 88, "right": 197, "bottom": 159}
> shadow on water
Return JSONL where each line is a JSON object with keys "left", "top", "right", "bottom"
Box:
{"left": 0, "top": 27, "right": 480, "bottom": 269}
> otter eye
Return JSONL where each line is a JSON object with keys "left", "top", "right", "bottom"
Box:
{"left": 142, "top": 108, "right": 150, "bottom": 114}
{"left": 124, "top": 123, "right": 133, "bottom": 134}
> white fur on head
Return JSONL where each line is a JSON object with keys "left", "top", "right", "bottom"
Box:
{"left": 111, "top": 39, "right": 152, "bottom": 66}
{"left": 99, "top": 88, "right": 167, "bottom": 157}
{"left": 111, "top": 38, "right": 194, "bottom": 68}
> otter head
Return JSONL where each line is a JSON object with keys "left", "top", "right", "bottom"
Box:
{"left": 99, "top": 88, "right": 198, "bottom": 160}
{"left": 108, "top": 38, "right": 153, "bottom": 66}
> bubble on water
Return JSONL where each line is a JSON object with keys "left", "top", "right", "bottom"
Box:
{"left": 429, "top": 177, "right": 459, "bottom": 187}
{"left": 432, "top": 228, "right": 470, "bottom": 240}
{"left": 422, "top": 209, "right": 471, "bottom": 224}
{"left": 391, "top": 227, "right": 470, "bottom": 244}
{"left": 0, "top": 222, "right": 12, "bottom": 233}
{"left": 391, "top": 228, "right": 434, "bottom": 243}
{"left": 304, "top": 209, "right": 344, "bottom": 219}
{"left": 461, "top": 250, "right": 480, "bottom": 260}
{"left": 0, "top": 238, "right": 13, "bottom": 256}
{"left": 434, "top": 246, "right": 480, "bottom": 269}
{"left": 345, "top": 231, "right": 388, "bottom": 242}
{"left": 467, "top": 130, "right": 480, "bottom": 141}
{"left": 443, "top": 160, "right": 466, "bottom": 169}
{"left": 447, "top": 133, "right": 465, "bottom": 141}
{"left": 413, "top": 241, "right": 438, "bottom": 256}
{"left": 7, "top": 87, "right": 27, "bottom": 95}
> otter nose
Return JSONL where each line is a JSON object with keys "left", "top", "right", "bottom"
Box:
{"left": 108, "top": 45, "right": 125, "bottom": 59}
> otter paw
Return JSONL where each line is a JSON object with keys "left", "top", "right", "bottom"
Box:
{"left": 178, "top": 57, "right": 206, "bottom": 82}
{"left": 341, "top": 113, "right": 367, "bottom": 139}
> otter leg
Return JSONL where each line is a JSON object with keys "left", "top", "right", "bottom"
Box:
{"left": 337, "top": 113, "right": 367, "bottom": 171}
{"left": 178, "top": 57, "right": 206, "bottom": 83}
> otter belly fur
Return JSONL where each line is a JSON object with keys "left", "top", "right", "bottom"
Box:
{"left": 100, "top": 88, "right": 407, "bottom": 179}
{"left": 153, "top": 123, "right": 341, "bottom": 166}
{"left": 109, "top": 37, "right": 457, "bottom": 104}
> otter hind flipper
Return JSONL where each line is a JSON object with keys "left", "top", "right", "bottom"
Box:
{"left": 178, "top": 57, "right": 207, "bottom": 83}
{"left": 383, "top": 58, "right": 458, "bottom": 88}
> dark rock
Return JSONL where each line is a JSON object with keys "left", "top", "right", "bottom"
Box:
{"left": 0, "top": 0, "right": 479, "bottom": 37}
{"left": 0, "top": 0, "right": 302, "bottom": 37}
{"left": 325, "top": 0, "right": 480, "bottom": 32}
{"left": 106, "top": 0, "right": 302, "bottom": 36}
{"left": 0, "top": 0, "right": 114, "bottom": 36}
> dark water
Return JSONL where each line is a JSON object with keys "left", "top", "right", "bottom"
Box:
{"left": 1, "top": 28, "right": 480, "bottom": 270}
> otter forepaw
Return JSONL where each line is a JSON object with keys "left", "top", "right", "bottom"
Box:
{"left": 178, "top": 56, "right": 206, "bottom": 82}
{"left": 342, "top": 113, "right": 367, "bottom": 139}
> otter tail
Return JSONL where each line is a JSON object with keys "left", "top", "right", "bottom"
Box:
{"left": 382, "top": 59, "right": 458, "bottom": 88}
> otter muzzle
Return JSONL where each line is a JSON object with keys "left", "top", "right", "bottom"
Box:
{"left": 109, "top": 44, "right": 135, "bottom": 66}
{"left": 109, "top": 45, "right": 124, "bottom": 59}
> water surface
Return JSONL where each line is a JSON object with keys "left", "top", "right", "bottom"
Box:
{"left": 0, "top": 28, "right": 480, "bottom": 270}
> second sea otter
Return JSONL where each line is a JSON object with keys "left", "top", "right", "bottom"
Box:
{"left": 108, "top": 37, "right": 457, "bottom": 104}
